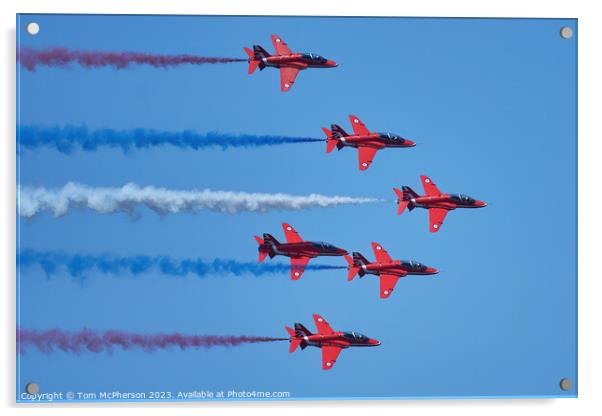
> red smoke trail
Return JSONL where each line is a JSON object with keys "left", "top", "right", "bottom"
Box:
{"left": 18, "top": 328, "right": 286, "bottom": 354}
{"left": 17, "top": 47, "right": 247, "bottom": 71}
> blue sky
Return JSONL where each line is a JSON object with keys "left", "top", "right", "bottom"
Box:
{"left": 17, "top": 15, "right": 577, "bottom": 400}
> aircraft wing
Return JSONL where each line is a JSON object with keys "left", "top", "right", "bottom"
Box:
{"left": 279, "top": 67, "right": 300, "bottom": 92}
{"left": 349, "top": 115, "right": 371, "bottom": 136}
{"left": 271, "top": 34, "right": 292, "bottom": 55}
{"left": 312, "top": 314, "right": 335, "bottom": 335}
{"left": 282, "top": 223, "right": 303, "bottom": 243}
{"left": 358, "top": 146, "right": 379, "bottom": 171}
{"left": 420, "top": 175, "right": 442, "bottom": 196}
{"left": 321, "top": 345, "right": 342, "bottom": 370}
{"left": 371, "top": 242, "right": 393, "bottom": 263}
{"left": 380, "top": 273, "right": 404, "bottom": 299}
{"left": 429, "top": 207, "right": 449, "bottom": 232}
{"left": 290, "top": 256, "right": 311, "bottom": 280}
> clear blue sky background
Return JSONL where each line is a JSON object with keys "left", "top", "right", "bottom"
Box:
{"left": 16, "top": 15, "right": 577, "bottom": 400}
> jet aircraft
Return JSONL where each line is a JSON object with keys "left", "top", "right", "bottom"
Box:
{"left": 345, "top": 242, "right": 438, "bottom": 299}
{"left": 255, "top": 223, "right": 347, "bottom": 280}
{"left": 244, "top": 34, "right": 337, "bottom": 92}
{"left": 285, "top": 314, "right": 380, "bottom": 370}
{"left": 323, "top": 115, "right": 416, "bottom": 170}
{"left": 394, "top": 175, "right": 487, "bottom": 232}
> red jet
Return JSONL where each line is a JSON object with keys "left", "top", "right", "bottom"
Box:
{"left": 323, "top": 115, "right": 416, "bottom": 171}
{"left": 344, "top": 242, "right": 438, "bottom": 299}
{"left": 255, "top": 223, "right": 347, "bottom": 280}
{"left": 244, "top": 34, "right": 337, "bottom": 92}
{"left": 285, "top": 314, "right": 380, "bottom": 370}
{"left": 394, "top": 175, "right": 487, "bottom": 232}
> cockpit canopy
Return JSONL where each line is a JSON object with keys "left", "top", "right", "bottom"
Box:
{"left": 449, "top": 194, "right": 475, "bottom": 204}
{"left": 401, "top": 260, "right": 427, "bottom": 272}
{"left": 342, "top": 331, "right": 368, "bottom": 342}
{"left": 301, "top": 53, "right": 327, "bottom": 63}
{"left": 311, "top": 241, "right": 338, "bottom": 251}
{"left": 378, "top": 132, "right": 406, "bottom": 143}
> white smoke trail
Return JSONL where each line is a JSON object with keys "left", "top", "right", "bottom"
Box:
{"left": 18, "top": 182, "right": 382, "bottom": 218}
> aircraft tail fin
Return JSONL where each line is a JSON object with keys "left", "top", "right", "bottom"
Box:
{"left": 323, "top": 127, "right": 340, "bottom": 153}
{"left": 285, "top": 326, "right": 303, "bottom": 353}
{"left": 253, "top": 45, "right": 271, "bottom": 60}
{"left": 401, "top": 185, "right": 419, "bottom": 198}
{"left": 262, "top": 233, "right": 280, "bottom": 246}
{"left": 244, "top": 45, "right": 268, "bottom": 74}
{"left": 254, "top": 235, "right": 270, "bottom": 262}
{"left": 352, "top": 252, "right": 370, "bottom": 266}
{"left": 285, "top": 326, "right": 296, "bottom": 337}
{"left": 244, "top": 47, "right": 261, "bottom": 74}
{"left": 331, "top": 124, "right": 349, "bottom": 139}
{"left": 344, "top": 255, "right": 361, "bottom": 281}
{"left": 351, "top": 252, "right": 369, "bottom": 278}
{"left": 284, "top": 323, "right": 311, "bottom": 352}
{"left": 289, "top": 339, "right": 302, "bottom": 353}
{"left": 394, "top": 186, "right": 417, "bottom": 215}
{"left": 294, "top": 322, "right": 313, "bottom": 337}
{"left": 330, "top": 124, "right": 347, "bottom": 150}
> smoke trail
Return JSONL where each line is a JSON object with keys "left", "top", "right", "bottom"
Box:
{"left": 17, "top": 328, "right": 286, "bottom": 354}
{"left": 18, "top": 249, "right": 346, "bottom": 279}
{"left": 18, "top": 125, "right": 322, "bottom": 153}
{"left": 17, "top": 47, "right": 246, "bottom": 71}
{"left": 18, "top": 182, "right": 381, "bottom": 218}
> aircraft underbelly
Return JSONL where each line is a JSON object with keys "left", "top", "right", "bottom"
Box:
{"left": 363, "top": 268, "right": 379, "bottom": 276}
{"left": 414, "top": 202, "right": 450, "bottom": 210}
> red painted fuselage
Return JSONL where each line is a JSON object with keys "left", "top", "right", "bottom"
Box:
{"left": 259, "top": 239, "right": 348, "bottom": 260}
{"left": 254, "top": 223, "right": 347, "bottom": 280}
{"left": 285, "top": 314, "right": 380, "bottom": 370}
{"left": 335, "top": 132, "right": 416, "bottom": 150}
{"left": 244, "top": 34, "right": 337, "bottom": 92}
{"left": 345, "top": 242, "right": 438, "bottom": 298}
{"left": 290, "top": 331, "right": 380, "bottom": 349}
{"left": 324, "top": 115, "right": 415, "bottom": 170}
{"left": 405, "top": 194, "right": 487, "bottom": 210}
{"left": 394, "top": 175, "right": 487, "bottom": 232}
{"left": 358, "top": 259, "right": 438, "bottom": 277}
{"left": 260, "top": 53, "right": 337, "bottom": 70}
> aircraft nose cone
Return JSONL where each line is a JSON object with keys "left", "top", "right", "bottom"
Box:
{"left": 327, "top": 60, "right": 338, "bottom": 67}
{"left": 427, "top": 267, "right": 439, "bottom": 275}
{"left": 475, "top": 200, "right": 487, "bottom": 207}
{"left": 369, "top": 339, "right": 381, "bottom": 346}
{"left": 407, "top": 140, "right": 417, "bottom": 147}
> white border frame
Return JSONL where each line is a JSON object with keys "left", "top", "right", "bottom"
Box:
{"left": 3, "top": 1, "right": 600, "bottom": 415}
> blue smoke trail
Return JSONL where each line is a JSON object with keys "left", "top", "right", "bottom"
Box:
{"left": 17, "top": 125, "right": 323, "bottom": 154}
{"left": 18, "top": 249, "right": 345, "bottom": 279}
